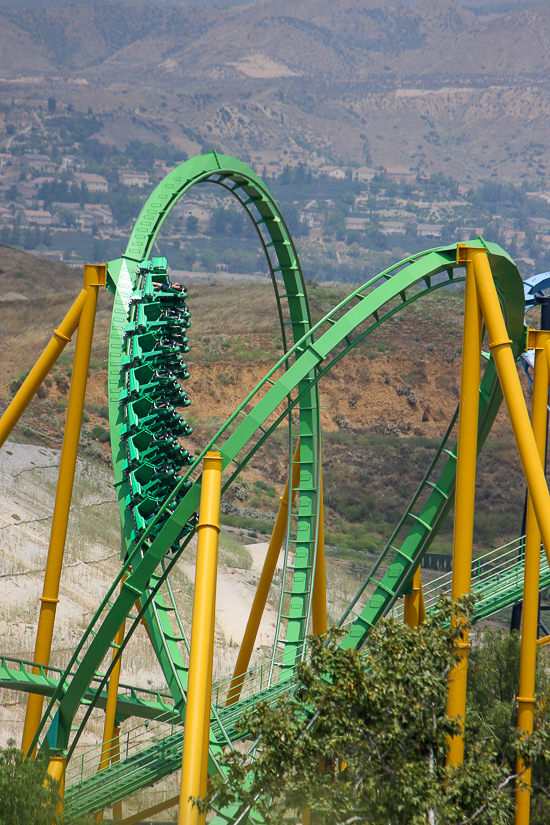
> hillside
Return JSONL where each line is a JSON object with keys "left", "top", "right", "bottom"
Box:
{"left": 0, "top": 244, "right": 536, "bottom": 557}
{"left": 0, "top": 242, "right": 542, "bottom": 814}
{"left": 1, "top": 0, "right": 550, "bottom": 179}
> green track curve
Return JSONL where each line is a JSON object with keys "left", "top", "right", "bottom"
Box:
{"left": 23, "top": 155, "right": 529, "bottom": 820}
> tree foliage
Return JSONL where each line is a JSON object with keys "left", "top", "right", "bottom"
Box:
{"left": 202, "top": 602, "right": 550, "bottom": 825}
{"left": 0, "top": 743, "right": 60, "bottom": 825}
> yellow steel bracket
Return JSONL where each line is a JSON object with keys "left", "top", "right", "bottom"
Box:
{"left": 84, "top": 263, "right": 107, "bottom": 288}
{"left": 456, "top": 243, "right": 469, "bottom": 264}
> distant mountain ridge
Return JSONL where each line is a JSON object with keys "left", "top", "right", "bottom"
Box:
{"left": 0, "top": 0, "right": 549, "bottom": 180}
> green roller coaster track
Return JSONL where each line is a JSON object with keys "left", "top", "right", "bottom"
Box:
{"left": 4, "top": 153, "right": 538, "bottom": 821}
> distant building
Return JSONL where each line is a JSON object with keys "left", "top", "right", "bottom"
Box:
{"left": 60, "top": 156, "right": 79, "bottom": 171}
{"left": 119, "top": 170, "right": 149, "bottom": 188}
{"left": 457, "top": 226, "right": 483, "bottom": 241}
{"left": 0, "top": 153, "right": 14, "bottom": 168}
{"left": 84, "top": 204, "right": 114, "bottom": 225}
{"left": 261, "top": 164, "right": 283, "bottom": 179}
{"left": 20, "top": 209, "right": 56, "bottom": 227}
{"left": 384, "top": 166, "right": 416, "bottom": 184}
{"left": 380, "top": 221, "right": 406, "bottom": 236}
{"left": 74, "top": 173, "right": 109, "bottom": 193}
{"left": 23, "top": 153, "right": 53, "bottom": 172}
{"left": 416, "top": 223, "right": 444, "bottom": 239}
{"left": 33, "top": 176, "right": 57, "bottom": 187}
{"left": 75, "top": 210, "right": 96, "bottom": 230}
{"left": 352, "top": 166, "right": 377, "bottom": 183}
{"left": 345, "top": 217, "right": 367, "bottom": 231}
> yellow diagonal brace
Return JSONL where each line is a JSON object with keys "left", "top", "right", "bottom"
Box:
{"left": 21, "top": 264, "right": 104, "bottom": 758}
{"left": 121, "top": 795, "right": 179, "bottom": 825}
{"left": 473, "top": 252, "right": 550, "bottom": 561}
{"left": 0, "top": 288, "right": 87, "bottom": 449}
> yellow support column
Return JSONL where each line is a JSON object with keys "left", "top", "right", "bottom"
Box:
{"left": 446, "top": 248, "right": 482, "bottom": 767}
{"left": 515, "top": 331, "right": 549, "bottom": 825}
{"left": 178, "top": 452, "right": 223, "bottom": 825}
{"left": 46, "top": 754, "right": 66, "bottom": 819}
{"left": 198, "top": 599, "right": 216, "bottom": 825}
{"left": 311, "top": 471, "right": 327, "bottom": 638}
{"left": 0, "top": 288, "right": 87, "bottom": 449}
{"left": 226, "top": 442, "right": 301, "bottom": 706}
{"left": 21, "top": 264, "right": 105, "bottom": 757}
{"left": 473, "top": 251, "right": 550, "bottom": 560}
{"left": 404, "top": 568, "right": 425, "bottom": 628}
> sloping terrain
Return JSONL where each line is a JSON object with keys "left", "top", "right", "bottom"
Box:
{"left": 1, "top": 0, "right": 550, "bottom": 178}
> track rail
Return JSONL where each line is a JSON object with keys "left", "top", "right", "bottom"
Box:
{"left": 63, "top": 532, "right": 544, "bottom": 819}
{"left": 16, "top": 155, "right": 528, "bottom": 821}
{"left": 32, "top": 234, "right": 524, "bottom": 771}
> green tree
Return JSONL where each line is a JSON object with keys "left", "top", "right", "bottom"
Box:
{"left": 0, "top": 743, "right": 60, "bottom": 825}
{"left": 467, "top": 629, "right": 550, "bottom": 824}
{"left": 202, "top": 603, "right": 550, "bottom": 825}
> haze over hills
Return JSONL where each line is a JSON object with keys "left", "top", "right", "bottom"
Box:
{"left": 0, "top": 0, "right": 549, "bottom": 180}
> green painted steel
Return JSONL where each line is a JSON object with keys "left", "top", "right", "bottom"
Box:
{"left": 33, "top": 235, "right": 525, "bottom": 777}
{"left": 21, "top": 158, "right": 532, "bottom": 819}
{"left": 63, "top": 533, "right": 548, "bottom": 820}
{"left": 103, "top": 153, "right": 320, "bottom": 772}
{"left": 0, "top": 656, "right": 175, "bottom": 722}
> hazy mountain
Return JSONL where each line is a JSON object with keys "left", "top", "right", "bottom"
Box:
{"left": 0, "top": 0, "right": 549, "bottom": 180}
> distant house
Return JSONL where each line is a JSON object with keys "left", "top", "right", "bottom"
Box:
{"left": 457, "top": 226, "right": 483, "bottom": 241}
{"left": 119, "top": 170, "right": 149, "bottom": 188}
{"left": 352, "top": 167, "right": 376, "bottom": 183}
{"left": 75, "top": 210, "right": 96, "bottom": 230}
{"left": 345, "top": 217, "right": 367, "bottom": 231}
{"left": 74, "top": 173, "right": 109, "bottom": 193}
{"left": 60, "top": 156, "right": 79, "bottom": 170}
{"left": 84, "top": 204, "right": 114, "bottom": 225}
{"left": 384, "top": 166, "right": 416, "bottom": 184}
{"left": 0, "top": 153, "right": 14, "bottom": 168}
{"left": 33, "top": 176, "right": 57, "bottom": 187}
{"left": 380, "top": 221, "right": 406, "bottom": 236}
{"left": 417, "top": 223, "right": 444, "bottom": 239}
{"left": 316, "top": 165, "right": 339, "bottom": 178}
{"left": 261, "top": 164, "right": 283, "bottom": 179}
{"left": 23, "top": 153, "right": 53, "bottom": 171}
{"left": 20, "top": 209, "right": 56, "bottom": 227}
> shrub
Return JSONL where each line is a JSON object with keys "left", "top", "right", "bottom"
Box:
{"left": 91, "top": 425, "right": 110, "bottom": 443}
